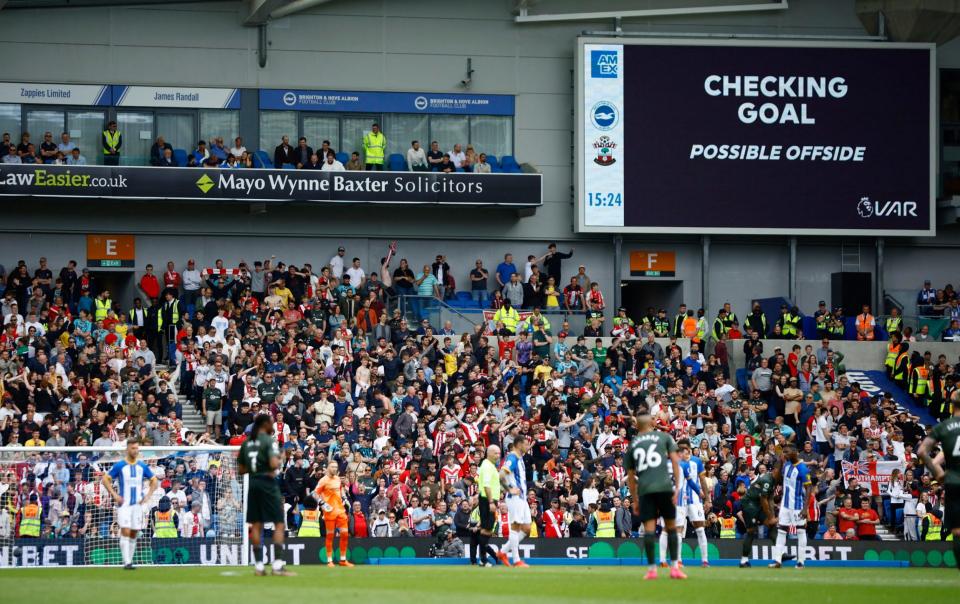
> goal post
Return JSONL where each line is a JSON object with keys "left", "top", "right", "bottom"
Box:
{"left": 0, "top": 446, "right": 244, "bottom": 568}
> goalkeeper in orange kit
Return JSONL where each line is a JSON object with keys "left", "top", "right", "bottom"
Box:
{"left": 312, "top": 460, "right": 353, "bottom": 567}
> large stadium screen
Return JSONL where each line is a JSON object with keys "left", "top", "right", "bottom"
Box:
{"left": 575, "top": 38, "right": 936, "bottom": 236}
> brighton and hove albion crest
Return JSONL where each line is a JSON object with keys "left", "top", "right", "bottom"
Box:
{"left": 593, "top": 136, "right": 616, "bottom": 166}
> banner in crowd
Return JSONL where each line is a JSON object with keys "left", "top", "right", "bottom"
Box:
{"left": 576, "top": 38, "right": 935, "bottom": 236}
{"left": 841, "top": 460, "right": 906, "bottom": 495}
{"left": 2, "top": 537, "right": 954, "bottom": 567}
{"left": 0, "top": 164, "right": 542, "bottom": 207}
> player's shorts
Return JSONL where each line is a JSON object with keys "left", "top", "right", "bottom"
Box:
{"left": 676, "top": 502, "right": 705, "bottom": 526}
{"left": 324, "top": 511, "right": 348, "bottom": 532}
{"left": 206, "top": 410, "right": 222, "bottom": 426}
{"left": 742, "top": 503, "right": 765, "bottom": 530}
{"left": 117, "top": 503, "right": 145, "bottom": 531}
{"left": 478, "top": 496, "right": 495, "bottom": 532}
{"left": 639, "top": 491, "right": 676, "bottom": 524}
{"left": 944, "top": 485, "right": 960, "bottom": 530}
{"left": 778, "top": 507, "right": 804, "bottom": 528}
{"left": 506, "top": 495, "right": 532, "bottom": 525}
{"left": 247, "top": 475, "right": 284, "bottom": 524}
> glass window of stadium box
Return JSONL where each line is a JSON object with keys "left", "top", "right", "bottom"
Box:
{"left": 429, "top": 115, "right": 470, "bottom": 157}
{"left": 301, "top": 115, "right": 340, "bottom": 156}
{"left": 941, "top": 69, "right": 960, "bottom": 197}
{"left": 116, "top": 111, "right": 153, "bottom": 166}
{"left": 67, "top": 110, "right": 107, "bottom": 165}
{"left": 469, "top": 115, "right": 512, "bottom": 160}
{"left": 156, "top": 112, "right": 196, "bottom": 155}
{"left": 383, "top": 114, "right": 429, "bottom": 158}
{"left": 259, "top": 110, "right": 297, "bottom": 157}
{"left": 200, "top": 110, "right": 239, "bottom": 151}
{"left": 0, "top": 104, "right": 21, "bottom": 149}
{"left": 341, "top": 115, "right": 379, "bottom": 160}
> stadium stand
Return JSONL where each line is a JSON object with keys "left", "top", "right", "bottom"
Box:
{"left": 2, "top": 250, "right": 957, "bottom": 547}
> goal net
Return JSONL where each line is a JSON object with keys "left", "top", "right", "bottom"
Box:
{"left": 0, "top": 446, "right": 245, "bottom": 568}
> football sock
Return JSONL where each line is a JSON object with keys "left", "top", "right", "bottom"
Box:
{"left": 668, "top": 531, "right": 681, "bottom": 568}
{"left": 128, "top": 535, "right": 138, "bottom": 565}
{"left": 695, "top": 527, "right": 708, "bottom": 562}
{"left": 119, "top": 536, "right": 130, "bottom": 565}
{"left": 742, "top": 531, "right": 755, "bottom": 562}
{"left": 514, "top": 531, "right": 526, "bottom": 563}
{"left": 797, "top": 530, "right": 807, "bottom": 565}
{"left": 478, "top": 534, "right": 491, "bottom": 564}
{"left": 774, "top": 529, "right": 787, "bottom": 563}
{"left": 339, "top": 532, "right": 349, "bottom": 561}
{"left": 658, "top": 530, "right": 668, "bottom": 564}
{"left": 643, "top": 533, "right": 656, "bottom": 567}
{"left": 325, "top": 533, "right": 335, "bottom": 562}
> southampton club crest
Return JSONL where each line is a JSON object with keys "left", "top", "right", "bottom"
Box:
{"left": 593, "top": 136, "right": 617, "bottom": 166}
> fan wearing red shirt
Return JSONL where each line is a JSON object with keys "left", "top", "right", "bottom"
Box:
{"left": 350, "top": 501, "right": 369, "bottom": 537}
{"left": 837, "top": 497, "right": 858, "bottom": 535}
{"left": 139, "top": 264, "right": 161, "bottom": 301}
{"left": 787, "top": 345, "right": 800, "bottom": 377}
{"left": 498, "top": 335, "right": 516, "bottom": 360}
{"left": 855, "top": 499, "right": 881, "bottom": 540}
{"left": 163, "top": 261, "right": 181, "bottom": 292}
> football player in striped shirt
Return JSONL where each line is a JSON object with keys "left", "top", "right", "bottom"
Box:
{"left": 770, "top": 443, "right": 813, "bottom": 569}
{"left": 102, "top": 439, "right": 159, "bottom": 570}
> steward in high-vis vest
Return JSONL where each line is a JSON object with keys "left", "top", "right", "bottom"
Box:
{"left": 362, "top": 123, "right": 386, "bottom": 170}
{"left": 152, "top": 496, "right": 179, "bottom": 538}
{"left": 713, "top": 309, "right": 729, "bottom": 341}
{"left": 94, "top": 291, "right": 112, "bottom": 322}
{"left": 102, "top": 120, "right": 122, "bottom": 166}
{"left": 19, "top": 494, "right": 41, "bottom": 537}
{"left": 909, "top": 361, "right": 931, "bottom": 403}
{"left": 492, "top": 299, "right": 520, "bottom": 334}
{"left": 298, "top": 501, "right": 322, "bottom": 537}
{"left": 781, "top": 306, "right": 802, "bottom": 340}
{"left": 892, "top": 343, "right": 911, "bottom": 389}
{"left": 672, "top": 304, "right": 688, "bottom": 338}
{"left": 885, "top": 335, "right": 901, "bottom": 378}
{"left": 885, "top": 309, "right": 903, "bottom": 338}
{"left": 744, "top": 303, "right": 767, "bottom": 338}
{"left": 592, "top": 508, "right": 615, "bottom": 538}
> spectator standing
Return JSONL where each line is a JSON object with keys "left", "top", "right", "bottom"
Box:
{"left": 363, "top": 123, "right": 385, "bottom": 171}
{"left": 407, "top": 140, "right": 428, "bottom": 171}
{"left": 427, "top": 141, "right": 444, "bottom": 170}
{"left": 230, "top": 137, "right": 246, "bottom": 158}
{"left": 39, "top": 132, "right": 58, "bottom": 162}
{"left": 273, "top": 135, "right": 295, "bottom": 168}
{"left": 294, "top": 137, "right": 313, "bottom": 169}
{"left": 139, "top": 264, "right": 161, "bottom": 301}
{"left": 542, "top": 243, "right": 573, "bottom": 287}
{"left": 101, "top": 121, "right": 121, "bottom": 166}
{"left": 330, "top": 247, "right": 346, "bottom": 279}
{"left": 181, "top": 259, "right": 202, "bottom": 308}
{"left": 470, "top": 260, "right": 489, "bottom": 304}
{"left": 449, "top": 144, "right": 466, "bottom": 169}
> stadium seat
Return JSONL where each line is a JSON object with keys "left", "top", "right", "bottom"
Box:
{"left": 282, "top": 163, "right": 296, "bottom": 170}
{"left": 500, "top": 155, "right": 521, "bottom": 173}
{"left": 253, "top": 150, "right": 273, "bottom": 169}
{"left": 173, "top": 149, "right": 188, "bottom": 167}
{"left": 335, "top": 152, "right": 349, "bottom": 165}
{"left": 485, "top": 155, "right": 498, "bottom": 170}
{"left": 387, "top": 153, "right": 406, "bottom": 171}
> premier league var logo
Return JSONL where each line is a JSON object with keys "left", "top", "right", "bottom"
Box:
{"left": 857, "top": 197, "right": 874, "bottom": 218}
{"left": 593, "top": 136, "right": 616, "bottom": 166}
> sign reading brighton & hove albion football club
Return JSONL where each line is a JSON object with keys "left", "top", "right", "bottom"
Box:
{"left": 0, "top": 164, "right": 542, "bottom": 207}
{"left": 260, "top": 89, "right": 515, "bottom": 116}
{"left": 576, "top": 38, "right": 936, "bottom": 236}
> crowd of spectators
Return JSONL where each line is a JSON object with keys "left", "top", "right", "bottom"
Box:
{"left": 917, "top": 279, "right": 960, "bottom": 341}
{"left": 0, "top": 248, "right": 957, "bottom": 545}
{"left": 2, "top": 131, "right": 89, "bottom": 166}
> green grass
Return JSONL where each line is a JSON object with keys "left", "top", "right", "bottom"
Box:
{"left": 1, "top": 566, "right": 957, "bottom": 603}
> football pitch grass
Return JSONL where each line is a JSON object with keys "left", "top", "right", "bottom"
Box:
{"left": 2, "top": 565, "right": 957, "bottom": 603}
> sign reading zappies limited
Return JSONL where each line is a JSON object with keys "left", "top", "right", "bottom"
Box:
{"left": 577, "top": 39, "right": 936, "bottom": 236}
{"left": 260, "top": 89, "right": 515, "bottom": 115}
{"left": 0, "top": 164, "right": 541, "bottom": 206}
{"left": 0, "top": 82, "right": 111, "bottom": 106}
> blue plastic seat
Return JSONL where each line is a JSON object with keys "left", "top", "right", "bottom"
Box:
{"left": 282, "top": 163, "right": 296, "bottom": 170}
{"left": 254, "top": 150, "right": 273, "bottom": 169}
{"left": 173, "top": 149, "right": 188, "bottom": 167}
{"left": 484, "top": 155, "right": 498, "bottom": 168}
{"left": 500, "top": 155, "right": 521, "bottom": 173}
{"left": 387, "top": 153, "right": 406, "bottom": 171}
{"left": 335, "top": 152, "right": 349, "bottom": 165}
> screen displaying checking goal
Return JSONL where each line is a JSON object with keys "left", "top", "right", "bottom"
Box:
{"left": 0, "top": 446, "right": 246, "bottom": 567}
{"left": 575, "top": 37, "right": 936, "bottom": 236}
